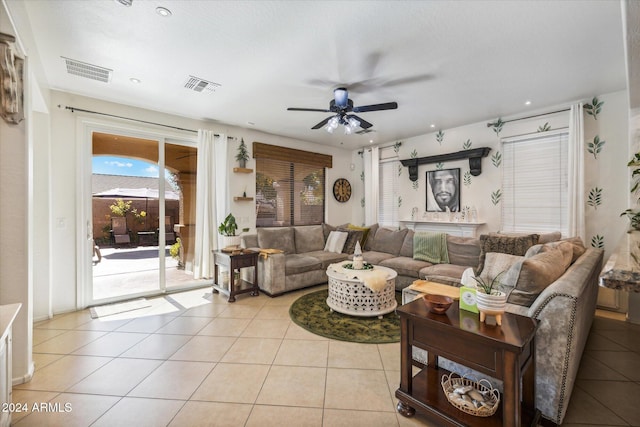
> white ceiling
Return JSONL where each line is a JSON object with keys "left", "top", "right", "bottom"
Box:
{"left": 9, "top": 0, "right": 628, "bottom": 149}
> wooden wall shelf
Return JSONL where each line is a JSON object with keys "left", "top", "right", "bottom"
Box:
{"left": 400, "top": 147, "right": 491, "bottom": 181}
{"left": 233, "top": 167, "right": 253, "bottom": 173}
{"left": 234, "top": 197, "right": 254, "bottom": 201}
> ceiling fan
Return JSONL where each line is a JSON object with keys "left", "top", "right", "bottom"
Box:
{"left": 287, "top": 88, "right": 398, "bottom": 133}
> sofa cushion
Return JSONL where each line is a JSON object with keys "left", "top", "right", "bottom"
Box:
{"left": 285, "top": 254, "right": 323, "bottom": 275}
{"left": 337, "top": 227, "right": 364, "bottom": 254}
{"left": 477, "top": 233, "right": 539, "bottom": 274}
{"left": 379, "top": 256, "right": 431, "bottom": 278}
{"left": 362, "top": 250, "right": 395, "bottom": 265}
{"left": 400, "top": 229, "right": 414, "bottom": 257}
{"left": 294, "top": 225, "right": 325, "bottom": 253}
{"left": 303, "top": 250, "right": 349, "bottom": 269}
{"left": 446, "top": 236, "right": 481, "bottom": 268}
{"left": 346, "top": 224, "right": 372, "bottom": 247}
{"left": 370, "top": 227, "right": 408, "bottom": 256}
{"left": 504, "top": 244, "right": 572, "bottom": 306}
{"left": 479, "top": 252, "right": 523, "bottom": 283}
{"left": 322, "top": 223, "right": 336, "bottom": 241}
{"left": 363, "top": 224, "right": 379, "bottom": 251}
{"left": 556, "top": 237, "right": 587, "bottom": 263}
{"left": 257, "top": 227, "right": 296, "bottom": 254}
{"left": 324, "top": 231, "right": 348, "bottom": 253}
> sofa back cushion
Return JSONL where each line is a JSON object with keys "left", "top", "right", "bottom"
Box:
{"left": 257, "top": 227, "right": 296, "bottom": 254}
{"left": 363, "top": 224, "right": 380, "bottom": 251}
{"left": 446, "top": 236, "right": 481, "bottom": 267}
{"left": 294, "top": 225, "right": 325, "bottom": 253}
{"left": 504, "top": 242, "right": 573, "bottom": 306}
{"left": 370, "top": 227, "right": 408, "bottom": 256}
{"left": 400, "top": 230, "right": 414, "bottom": 257}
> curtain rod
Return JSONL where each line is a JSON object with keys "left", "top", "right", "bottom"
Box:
{"left": 487, "top": 108, "right": 570, "bottom": 127}
{"left": 62, "top": 105, "right": 233, "bottom": 138}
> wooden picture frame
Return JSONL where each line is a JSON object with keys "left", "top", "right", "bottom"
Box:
{"left": 426, "top": 168, "right": 460, "bottom": 212}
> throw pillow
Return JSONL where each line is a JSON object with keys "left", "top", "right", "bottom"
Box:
{"left": 322, "top": 223, "right": 336, "bottom": 242}
{"left": 504, "top": 245, "right": 572, "bottom": 307}
{"left": 324, "top": 231, "right": 348, "bottom": 253}
{"left": 347, "top": 224, "right": 371, "bottom": 247}
{"left": 337, "top": 227, "right": 364, "bottom": 254}
{"left": 479, "top": 252, "right": 523, "bottom": 284}
{"left": 476, "top": 233, "right": 539, "bottom": 275}
{"left": 363, "top": 223, "right": 379, "bottom": 251}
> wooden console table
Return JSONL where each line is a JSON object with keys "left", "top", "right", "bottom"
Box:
{"left": 396, "top": 299, "right": 539, "bottom": 427}
{"left": 212, "top": 250, "right": 259, "bottom": 302}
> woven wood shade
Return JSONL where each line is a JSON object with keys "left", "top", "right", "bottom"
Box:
{"left": 253, "top": 142, "right": 332, "bottom": 168}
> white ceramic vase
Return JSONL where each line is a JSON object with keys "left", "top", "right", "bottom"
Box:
{"left": 476, "top": 290, "right": 507, "bottom": 325}
{"left": 220, "top": 235, "right": 241, "bottom": 249}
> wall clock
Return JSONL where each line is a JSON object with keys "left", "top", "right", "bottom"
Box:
{"left": 332, "top": 178, "right": 352, "bottom": 202}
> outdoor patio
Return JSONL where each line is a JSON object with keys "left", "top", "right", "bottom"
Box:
{"left": 92, "top": 246, "right": 209, "bottom": 300}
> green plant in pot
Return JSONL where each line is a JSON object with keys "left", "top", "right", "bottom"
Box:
{"left": 218, "top": 213, "right": 249, "bottom": 248}
{"left": 169, "top": 238, "right": 184, "bottom": 269}
{"left": 472, "top": 271, "right": 508, "bottom": 325}
{"left": 620, "top": 151, "right": 640, "bottom": 232}
{"left": 236, "top": 138, "right": 249, "bottom": 168}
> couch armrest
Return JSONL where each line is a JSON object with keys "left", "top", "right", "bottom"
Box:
{"left": 515, "top": 247, "right": 603, "bottom": 424}
{"left": 256, "top": 253, "right": 286, "bottom": 296}
{"left": 242, "top": 234, "right": 258, "bottom": 248}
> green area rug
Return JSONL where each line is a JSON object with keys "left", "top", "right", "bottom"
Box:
{"left": 289, "top": 289, "right": 401, "bottom": 344}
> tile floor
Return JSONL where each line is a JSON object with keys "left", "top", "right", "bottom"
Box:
{"left": 10, "top": 285, "right": 640, "bottom": 426}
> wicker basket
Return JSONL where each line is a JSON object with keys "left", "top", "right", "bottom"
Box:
{"left": 441, "top": 372, "right": 500, "bottom": 417}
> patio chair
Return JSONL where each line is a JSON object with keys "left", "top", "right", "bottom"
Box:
{"left": 111, "top": 217, "right": 131, "bottom": 246}
{"left": 165, "top": 216, "right": 176, "bottom": 244}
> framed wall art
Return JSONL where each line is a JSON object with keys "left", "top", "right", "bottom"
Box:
{"left": 426, "top": 168, "right": 460, "bottom": 212}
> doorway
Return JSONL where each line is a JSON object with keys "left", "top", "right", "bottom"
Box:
{"left": 85, "top": 130, "right": 206, "bottom": 305}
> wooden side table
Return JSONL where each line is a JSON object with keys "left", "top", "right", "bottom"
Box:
{"left": 396, "top": 299, "right": 539, "bottom": 427}
{"left": 212, "top": 250, "right": 259, "bottom": 302}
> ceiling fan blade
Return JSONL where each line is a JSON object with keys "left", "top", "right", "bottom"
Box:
{"left": 349, "top": 114, "right": 373, "bottom": 129}
{"left": 352, "top": 102, "right": 398, "bottom": 113}
{"left": 287, "top": 107, "right": 332, "bottom": 112}
{"left": 311, "top": 116, "right": 334, "bottom": 130}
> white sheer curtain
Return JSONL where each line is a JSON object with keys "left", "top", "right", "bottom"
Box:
{"left": 363, "top": 146, "right": 379, "bottom": 225}
{"left": 193, "top": 130, "right": 227, "bottom": 279}
{"left": 567, "top": 103, "right": 585, "bottom": 240}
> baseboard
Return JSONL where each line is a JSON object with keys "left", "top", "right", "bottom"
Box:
{"left": 13, "top": 361, "right": 35, "bottom": 386}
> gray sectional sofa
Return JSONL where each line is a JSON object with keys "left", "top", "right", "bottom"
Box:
{"left": 241, "top": 223, "right": 482, "bottom": 296}
{"left": 243, "top": 223, "right": 604, "bottom": 425}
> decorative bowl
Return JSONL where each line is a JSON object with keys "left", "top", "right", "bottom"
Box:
{"left": 422, "top": 294, "right": 454, "bottom": 314}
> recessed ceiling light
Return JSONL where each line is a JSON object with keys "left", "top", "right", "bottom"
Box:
{"left": 129, "top": 77, "right": 141, "bottom": 84}
{"left": 156, "top": 7, "right": 172, "bottom": 17}
{"left": 430, "top": 124, "right": 435, "bottom": 128}
{"left": 525, "top": 100, "right": 532, "bottom": 105}
{"left": 369, "top": 140, "right": 373, "bottom": 144}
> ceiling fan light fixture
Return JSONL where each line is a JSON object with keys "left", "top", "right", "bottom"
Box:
{"left": 334, "top": 88, "right": 348, "bottom": 108}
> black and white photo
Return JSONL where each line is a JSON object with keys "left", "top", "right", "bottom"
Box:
{"left": 426, "top": 168, "right": 460, "bottom": 212}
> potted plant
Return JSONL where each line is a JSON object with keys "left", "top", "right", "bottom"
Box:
{"left": 620, "top": 151, "right": 640, "bottom": 231}
{"left": 471, "top": 272, "right": 508, "bottom": 325}
{"left": 236, "top": 138, "right": 249, "bottom": 168}
{"left": 218, "top": 213, "right": 250, "bottom": 248}
{"left": 169, "top": 237, "right": 183, "bottom": 269}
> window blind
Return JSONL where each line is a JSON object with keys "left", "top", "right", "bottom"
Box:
{"left": 255, "top": 158, "right": 325, "bottom": 227}
{"left": 501, "top": 130, "right": 569, "bottom": 235}
{"left": 378, "top": 147, "right": 400, "bottom": 227}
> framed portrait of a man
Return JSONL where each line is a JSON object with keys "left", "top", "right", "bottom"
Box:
{"left": 426, "top": 168, "right": 460, "bottom": 212}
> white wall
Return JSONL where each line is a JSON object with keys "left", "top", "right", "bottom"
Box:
{"left": 45, "top": 91, "right": 353, "bottom": 315}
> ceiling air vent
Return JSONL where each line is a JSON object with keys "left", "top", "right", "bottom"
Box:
{"left": 62, "top": 57, "right": 112, "bottom": 83}
{"left": 184, "top": 75, "right": 221, "bottom": 93}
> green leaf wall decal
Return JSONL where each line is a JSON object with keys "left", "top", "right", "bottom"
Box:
{"left": 412, "top": 180, "right": 419, "bottom": 190}
{"left": 360, "top": 171, "right": 364, "bottom": 181}
{"left": 537, "top": 122, "right": 551, "bottom": 132}
{"left": 587, "top": 135, "right": 606, "bottom": 159}
{"left": 584, "top": 96, "right": 604, "bottom": 120}
{"left": 436, "top": 162, "right": 444, "bottom": 170}
{"left": 436, "top": 130, "right": 445, "bottom": 145}
{"left": 360, "top": 197, "right": 365, "bottom": 208}
{"left": 398, "top": 196, "right": 402, "bottom": 207}
{"left": 463, "top": 171, "right": 472, "bottom": 187}
{"left": 393, "top": 141, "right": 402, "bottom": 153}
{"left": 590, "top": 235, "right": 604, "bottom": 249}
{"left": 489, "top": 118, "right": 504, "bottom": 137}
{"left": 410, "top": 149, "right": 418, "bottom": 159}
{"left": 491, "top": 189, "right": 502, "bottom": 205}
{"left": 587, "top": 187, "right": 602, "bottom": 208}
{"left": 397, "top": 164, "right": 402, "bottom": 177}
{"left": 491, "top": 151, "right": 502, "bottom": 167}
{"left": 463, "top": 139, "right": 472, "bottom": 150}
